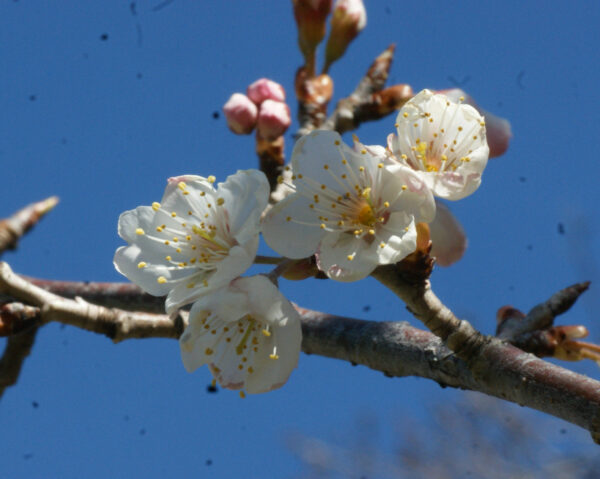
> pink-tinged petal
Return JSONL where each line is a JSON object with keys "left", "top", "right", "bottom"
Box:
{"left": 429, "top": 200, "right": 467, "bottom": 267}
{"left": 257, "top": 100, "right": 292, "bottom": 140}
{"left": 246, "top": 78, "right": 286, "bottom": 105}
{"left": 179, "top": 276, "right": 302, "bottom": 394}
{"left": 439, "top": 88, "right": 512, "bottom": 158}
{"left": 316, "top": 233, "right": 379, "bottom": 281}
{"left": 223, "top": 93, "right": 258, "bottom": 135}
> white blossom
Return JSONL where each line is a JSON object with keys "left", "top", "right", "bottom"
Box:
{"left": 114, "top": 170, "right": 269, "bottom": 313}
{"left": 179, "top": 275, "right": 302, "bottom": 395}
{"left": 388, "top": 89, "right": 489, "bottom": 200}
{"left": 262, "top": 130, "right": 435, "bottom": 281}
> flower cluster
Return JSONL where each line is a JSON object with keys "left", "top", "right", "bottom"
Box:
{"left": 115, "top": 89, "right": 493, "bottom": 395}
{"left": 114, "top": 170, "right": 302, "bottom": 396}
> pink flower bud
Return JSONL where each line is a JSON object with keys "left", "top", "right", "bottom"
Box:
{"left": 293, "top": 0, "right": 333, "bottom": 62}
{"left": 247, "top": 78, "right": 286, "bottom": 105}
{"left": 257, "top": 100, "right": 291, "bottom": 141}
{"left": 429, "top": 201, "right": 467, "bottom": 267}
{"left": 324, "top": 0, "right": 366, "bottom": 71}
{"left": 222, "top": 93, "right": 258, "bottom": 135}
{"left": 438, "top": 88, "right": 512, "bottom": 158}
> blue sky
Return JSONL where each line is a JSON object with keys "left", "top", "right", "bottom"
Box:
{"left": 2, "top": 1, "right": 600, "bottom": 477}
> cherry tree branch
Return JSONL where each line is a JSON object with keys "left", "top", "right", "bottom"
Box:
{"left": 1, "top": 261, "right": 599, "bottom": 442}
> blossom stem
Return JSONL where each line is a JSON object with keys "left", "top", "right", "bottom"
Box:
{"left": 254, "top": 255, "right": 285, "bottom": 265}
{"left": 266, "top": 258, "right": 297, "bottom": 282}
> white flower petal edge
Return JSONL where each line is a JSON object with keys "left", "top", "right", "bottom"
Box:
{"left": 179, "top": 275, "right": 302, "bottom": 395}
{"left": 389, "top": 89, "right": 489, "bottom": 201}
{"left": 114, "top": 169, "right": 269, "bottom": 313}
{"left": 262, "top": 130, "right": 435, "bottom": 281}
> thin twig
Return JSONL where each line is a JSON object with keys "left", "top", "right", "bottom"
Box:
{"left": 0, "top": 324, "right": 40, "bottom": 398}
{"left": 0, "top": 197, "right": 59, "bottom": 256}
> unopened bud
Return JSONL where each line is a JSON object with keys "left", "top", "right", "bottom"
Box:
{"left": 293, "top": 0, "right": 333, "bottom": 65}
{"left": 429, "top": 201, "right": 467, "bottom": 267}
{"left": 257, "top": 100, "right": 291, "bottom": 141}
{"left": 247, "top": 78, "right": 286, "bottom": 105}
{"left": 438, "top": 88, "right": 512, "bottom": 158}
{"left": 223, "top": 93, "right": 258, "bottom": 135}
{"left": 324, "top": 0, "right": 366, "bottom": 71}
{"left": 373, "top": 84, "right": 414, "bottom": 116}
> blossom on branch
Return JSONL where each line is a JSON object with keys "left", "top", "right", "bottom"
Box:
{"left": 114, "top": 170, "right": 269, "bottom": 313}
{"left": 179, "top": 275, "right": 302, "bottom": 395}
{"left": 324, "top": 0, "right": 367, "bottom": 71}
{"left": 388, "top": 89, "right": 489, "bottom": 201}
{"left": 262, "top": 130, "right": 435, "bottom": 281}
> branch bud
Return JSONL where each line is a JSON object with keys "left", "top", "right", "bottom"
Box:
{"left": 257, "top": 100, "right": 292, "bottom": 141}
{"left": 247, "top": 78, "right": 286, "bottom": 105}
{"left": 324, "top": 0, "right": 366, "bottom": 71}
{"left": 222, "top": 93, "right": 258, "bottom": 135}
{"left": 293, "top": 0, "right": 333, "bottom": 71}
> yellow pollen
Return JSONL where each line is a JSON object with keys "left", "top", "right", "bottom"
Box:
{"left": 269, "top": 354, "right": 279, "bottom": 360}
{"left": 207, "top": 176, "right": 216, "bottom": 183}
{"left": 152, "top": 202, "right": 161, "bottom": 211}
{"left": 402, "top": 185, "right": 407, "bottom": 190}
{"left": 403, "top": 112, "right": 408, "bottom": 118}
{"left": 380, "top": 242, "right": 386, "bottom": 248}
{"left": 262, "top": 329, "right": 271, "bottom": 337}
{"left": 164, "top": 240, "right": 170, "bottom": 245}
{"left": 239, "top": 391, "right": 246, "bottom": 399}
{"left": 323, "top": 164, "right": 329, "bottom": 170}
{"left": 384, "top": 201, "right": 390, "bottom": 207}
{"left": 187, "top": 282, "right": 195, "bottom": 288}
{"left": 320, "top": 223, "right": 326, "bottom": 229}
{"left": 137, "top": 262, "right": 147, "bottom": 268}
{"left": 341, "top": 159, "right": 347, "bottom": 165}
{"left": 205, "top": 347, "right": 213, "bottom": 355}
{"left": 359, "top": 166, "right": 365, "bottom": 172}
{"left": 211, "top": 379, "right": 217, "bottom": 387}
{"left": 248, "top": 367, "right": 254, "bottom": 374}
{"left": 347, "top": 254, "right": 354, "bottom": 261}
{"left": 459, "top": 96, "right": 465, "bottom": 102}
{"left": 334, "top": 140, "right": 340, "bottom": 145}
{"left": 401, "top": 154, "right": 408, "bottom": 160}
{"left": 368, "top": 229, "right": 375, "bottom": 235}
{"left": 165, "top": 255, "right": 172, "bottom": 261}
{"left": 200, "top": 192, "right": 205, "bottom": 197}
{"left": 217, "top": 198, "right": 224, "bottom": 206}
{"left": 203, "top": 279, "right": 208, "bottom": 287}
{"left": 298, "top": 174, "right": 303, "bottom": 179}
{"left": 135, "top": 228, "right": 144, "bottom": 235}
{"left": 170, "top": 212, "right": 176, "bottom": 218}
{"left": 377, "top": 163, "right": 384, "bottom": 169}
{"left": 361, "top": 149, "right": 366, "bottom": 154}
{"left": 441, "top": 155, "right": 448, "bottom": 161}
{"left": 178, "top": 182, "right": 187, "bottom": 190}
{"left": 176, "top": 248, "right": 181, "bottom": 253}
{"left": 157, "top": 276, "right": 167, "bottom": 284}
{"left": 156, "top": 226, "right": 163, "bottom": 232}
{"left": 188, "top": 210, "right": 193, "bottom": 215}
{"left": 286, "top": 216, "right": 291, "bottom": 222}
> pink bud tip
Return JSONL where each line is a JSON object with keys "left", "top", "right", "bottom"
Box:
{"left": 257, "top": 100, "right": 291, "bottom": 141}
{"left": 438, "top": 88, "right": 512, "bottom": 158}
{"left": 223, "top": 93, "right": 258, "bottom": 135}
{"left": 247, "top": 78, "right": 286, "bottom": 105}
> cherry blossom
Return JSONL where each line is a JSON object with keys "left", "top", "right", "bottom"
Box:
{"left": 262, "top": 130, "right": 435, "bottom": 281}
{"left": 114, "top": 170, "right": 269, "bottom": 313}
{"left": 388, "top": 89, "right": 489, "bottom": 201}
{"left": 179, "top": 275, "right": 302, "bottom": 395}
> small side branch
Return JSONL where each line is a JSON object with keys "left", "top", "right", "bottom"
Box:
{"left": 0, "top": 197, "right": 59, "bottom": 256}
{"left": 0, "top": 324, "right": 39, "bottom": 399}
{"left": 320, "top": 45, "right": 413, "bottom": 135}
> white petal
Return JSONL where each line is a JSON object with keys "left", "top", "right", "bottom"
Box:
{"left": 316, "top": 233, "right": 379, "bottom": 281}
{"left": 218, "top": 170, "right": 270, "bottom": 245}
{"left": 165, "top": 238, "right": 258, "bottom": 314}
{"left": 262, "top": 193, "right": 325, "bottom": 258}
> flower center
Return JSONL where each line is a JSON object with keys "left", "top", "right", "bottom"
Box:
{"left": 356, "top": 202, "right": 376, "bottom": 227}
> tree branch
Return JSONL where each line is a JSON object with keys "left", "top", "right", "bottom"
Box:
{"left": 1, "top": 261, "right": 600, "bottom": 442}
